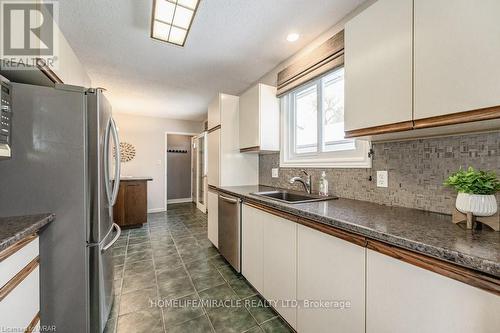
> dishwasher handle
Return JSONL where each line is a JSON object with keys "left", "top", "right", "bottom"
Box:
{"left": 219, "top": 195, "right": 240, "bottom": 204}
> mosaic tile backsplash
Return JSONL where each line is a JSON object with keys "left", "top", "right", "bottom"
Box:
{"left": 259, "top": 131, "right": 500, "bottom": 214}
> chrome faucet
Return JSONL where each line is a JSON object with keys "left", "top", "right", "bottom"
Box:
{"left": 290, "top": 170, "right": 312, "bottom": 194}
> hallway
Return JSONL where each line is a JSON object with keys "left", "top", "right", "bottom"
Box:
{"left": 107, "top": 203, "right": 293, "bottom": 333}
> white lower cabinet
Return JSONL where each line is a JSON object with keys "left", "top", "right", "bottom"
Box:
{"left": 297, "top": 225, "right": 365, "bottom": 333}
{"left": 366, "top": 249, "right": 500, "bottom": 333}
{"left": 262, "top": 210, "right": 297, "bottom": 329}
{"left": 0, "top": 236, "right": 40, "bottom": 332}
{"left": 241, "top": 204, "right": 264, "bottom": 294}
{"left": 207, "top": 191, "right": 218, "bottom": 248}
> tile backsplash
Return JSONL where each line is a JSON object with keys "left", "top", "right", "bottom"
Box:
{"left": 259, "top": 131, "right": 500, "bottom": 214}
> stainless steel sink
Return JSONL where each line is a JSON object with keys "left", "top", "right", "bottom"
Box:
{"left": 251, "top": 190, "right": 337, "bottom": 204}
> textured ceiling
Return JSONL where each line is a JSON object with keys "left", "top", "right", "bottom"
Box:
{"left": 58, "top": 0, "right": 364, "bottom": 121}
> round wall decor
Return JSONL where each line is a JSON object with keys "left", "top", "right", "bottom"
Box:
{"left": 114, "top": 142, "right": 136, "bottom": 163}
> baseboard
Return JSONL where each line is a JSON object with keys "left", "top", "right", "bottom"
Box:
{"left": 148, "top": 208, "right": 166, "bottom": 213}
{"left": 167, "top": 198, "right": 193, "bottom": 204}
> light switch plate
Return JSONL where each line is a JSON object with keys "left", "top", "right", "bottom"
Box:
{"left": 272, "top": 168, "right": 279, "bottom": 178}
{"left": 377, "top": 171, "right": 388, "bottom": 188}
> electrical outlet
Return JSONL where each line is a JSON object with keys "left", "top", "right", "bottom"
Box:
{"left": 377, "top": 171, "right": 388, "bottom": 188}
{"left": 272, "top": 168, "right": 279, "bottom": 178}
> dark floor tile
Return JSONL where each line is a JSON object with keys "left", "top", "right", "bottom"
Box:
{"left": 229, "top": 278, "right": 257, "bottom": 299}
{"left": 244, "top": 296, "right": 277, "bottom": 324}
{"left": 244, "top": 327, "right": 263, "bottom": 333}
{"left": 189, "top": 267, "right": 226, "bottom": 291}
{"left": 162, "top": 293, "right": 204, "bottom": 328}
{"left": 218, "top": 265, "right": 240, "bottom": 282}
{"left": 152, "top": 246, "right": 179, "bottom": 258}
{"left": 207, "top": 306, "right": 258, "bottom": 333}
{"left": 198, "top": 284, "right": 239, "bottom": 312}
{"left": 127, "top": 236, "right": 150, "bottom": 245}
{"left": 260, "top": 317, "right": 294, "bottom": 333}
{"left": 116, "top": 309, "right": 164, "bottom": 333}
{"left": 120, "top": 287, "right": 158, "bottom": 315}
{"left": 127, "top": 242, "right": 152, "bottom": 254}
{"left": 166, "top": 314, "right": 213, "bottom": 333}
{"left": 126, "top": 249, "right": 153, "bottom": 263}
{"left": 124, "top": 259, "right": 155, "bottom": 276}
{"left": 209, "top": 255, "right": 229, "bottom": 268}
{"left": 113, "top": 255, "right": 125, "bottom": 267}
{"left": 122, "top": 271, "right": 156, "bottom": 294}
{"left": 114, "top": 266, "right": 123, "bottom": 280}
{"left": 103, "top": 318, "right": 116, "bottom": 333}
{"left": 157, "top": 268, "right": 195, "bottom": 300}
{"left": 154, "top": 254, "right": 183, "bottom": 270}
{"left": 109, "top": 295, "right": 120, "bottom": 319}
{"left": 112, "top": 246, "right": 126, "bottom": 257}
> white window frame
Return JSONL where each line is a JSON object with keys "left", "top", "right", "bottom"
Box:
{"left": 280, "top": 68, "right": 372, "bottom": 168}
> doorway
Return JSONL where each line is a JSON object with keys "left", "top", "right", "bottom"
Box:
{"left": 166, "top": 134, "right": 194, "bottom": 205}
{"left": 194, "top": 132, "right": 207, "bottom": 213}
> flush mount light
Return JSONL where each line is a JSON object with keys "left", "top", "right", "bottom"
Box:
{"left": 151, "top": 0, "right": 199, "bottom": 46}
{"left": 286, "top": 33, "right": 300, "bottom": 42}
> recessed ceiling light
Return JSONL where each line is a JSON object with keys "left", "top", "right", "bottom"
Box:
{"left": 286, "top": 33, "right": 300, "bottom": 42}
{"left": 151, "top": 0, "right": 200, "bottom": 46}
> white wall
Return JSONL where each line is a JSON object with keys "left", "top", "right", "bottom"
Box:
{"left": 113, "top": 113, "right": 203, "bottom": 212}
{"left": 250, "top": 0, "right": 376, "bottom": 89}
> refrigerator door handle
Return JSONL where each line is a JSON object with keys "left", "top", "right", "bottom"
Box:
{"left": 102, "top": 223, "right": 121, "bottom": 252}
{"left": 103, "top": 118, "right": 112, "bottom": 205}
{"left": 109, "top": 118, "right": 121, "bottom": 206}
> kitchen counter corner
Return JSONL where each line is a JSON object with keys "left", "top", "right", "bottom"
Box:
{"left": 0, "top": 213, "right": 55, "bottom": 252}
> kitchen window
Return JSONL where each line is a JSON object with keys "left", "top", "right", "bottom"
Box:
{"left": 280, "top": 67, "right": 371, "bottom": 168}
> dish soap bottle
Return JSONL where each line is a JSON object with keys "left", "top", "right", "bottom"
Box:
{"left": 319, "top": 171, "right": 329, "bottom": 196}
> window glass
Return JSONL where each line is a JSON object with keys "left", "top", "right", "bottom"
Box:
{"left": 295, "top": 85, "right": 318, "bottom": 154}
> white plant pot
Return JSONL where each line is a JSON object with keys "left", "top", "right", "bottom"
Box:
{"left": 455, "top": 193, "right": 498, "bottom": 216}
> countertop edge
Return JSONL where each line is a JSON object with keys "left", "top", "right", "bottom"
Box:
{"left": 0, "top": 213, "right": 55, "bottom": 252}
{"left": 213, "top": 186, "right": 499, "bottom": 279}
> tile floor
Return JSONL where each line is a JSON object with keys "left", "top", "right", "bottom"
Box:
{"left": 106, "top": 203, "right": 294, "bottom": 333}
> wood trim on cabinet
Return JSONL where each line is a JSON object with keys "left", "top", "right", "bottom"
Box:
{"left": 207, "top": 125, "right": 221, "bottom": 133}
{"left": 277, "top": 30, "right": 345, "bottom": 96}
{"left": 239, "top": 146, "right": 260, "bottom": 153}
{"left": 0, "top": 257, "right": 39, "bottom": 301}
{"left": 0, "top": 235, "right": 37, "bottom": 262}
{"left": 239, "top": 196, "right": 500, "bottom": 295}
{"left": 25, "top": 312, "right": 40, "bottom": 333}
{"left": 244, "top": 200, "right": 367, "bottom": 247}
{"left": 414, "top": 105, "right": 500, "bottom": 129}
{"left": 366, "top": 240, "right": 500, "bottom": 296}
{"left": 344, "top": 121, "right": 414, "bottom": 138}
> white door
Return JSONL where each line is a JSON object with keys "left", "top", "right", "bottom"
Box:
{"left": 195, "top": 132, "right": 207, "bottom": 213}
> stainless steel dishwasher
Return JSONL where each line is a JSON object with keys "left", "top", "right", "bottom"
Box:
{"left": 218, "top": 193, "right": 241, "bottom": 272}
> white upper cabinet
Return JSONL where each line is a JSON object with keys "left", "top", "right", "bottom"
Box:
{"left": 344, "top": 0, "right": 413, "bottom": 132}
{"left": 366, "top": 249, "right": 500, "bottom": 333}
{"left": 297, "top": 225, "right": 365, "bottom": 333}
{"left": 239, "top": 83, "right": 279, "bottom": 152}
{"left": 414, "top": 0, "right": 500, "bottom": 120}
{"left": 206, "top": 93, "right": 258, "bottom": 187}
{"left": 207, "top": 94, "right": 221, "bottom": 130}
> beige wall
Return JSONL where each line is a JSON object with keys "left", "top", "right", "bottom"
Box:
{"left": 114, "top": 113, "right": 203, "bottom": 212}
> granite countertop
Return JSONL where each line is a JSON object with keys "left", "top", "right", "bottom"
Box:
{"left": 0, "top": 213, "right": 55, "bottom": 252}
{"left": 217, "top": 185, "right": 500, "bottom": 278}
{"left": 119, "top": 177, "right": 153, "bottom": 181}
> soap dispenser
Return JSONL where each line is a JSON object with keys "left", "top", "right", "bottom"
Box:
{"left": 319, "top": 171, "right": 329, "bottom": 196}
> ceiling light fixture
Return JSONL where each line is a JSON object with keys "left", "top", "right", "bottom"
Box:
{"left": 286, "top": 33, "right": 300, "bottom": 42}
{"left": 151, "top": 0, "right": 199, "bottom": 46}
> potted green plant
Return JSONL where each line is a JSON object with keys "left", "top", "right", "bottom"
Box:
{"left": 444, "top": 167, "right": 500, "bottom": 216}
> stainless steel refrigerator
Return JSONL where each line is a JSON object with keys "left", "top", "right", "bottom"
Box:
{"left": 0, "top": 82, "right": 122, "bottom": 333}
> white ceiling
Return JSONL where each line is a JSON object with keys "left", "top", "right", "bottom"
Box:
{"left": 58, "top": 0, "right": 364, "bottom": 121}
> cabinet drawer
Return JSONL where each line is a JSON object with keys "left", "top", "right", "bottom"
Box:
{"left": 0, "top": 236, "right": 39, "bottom": 288}
{"left": 0, "top": 265, "right": 40, "bottom": 331}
